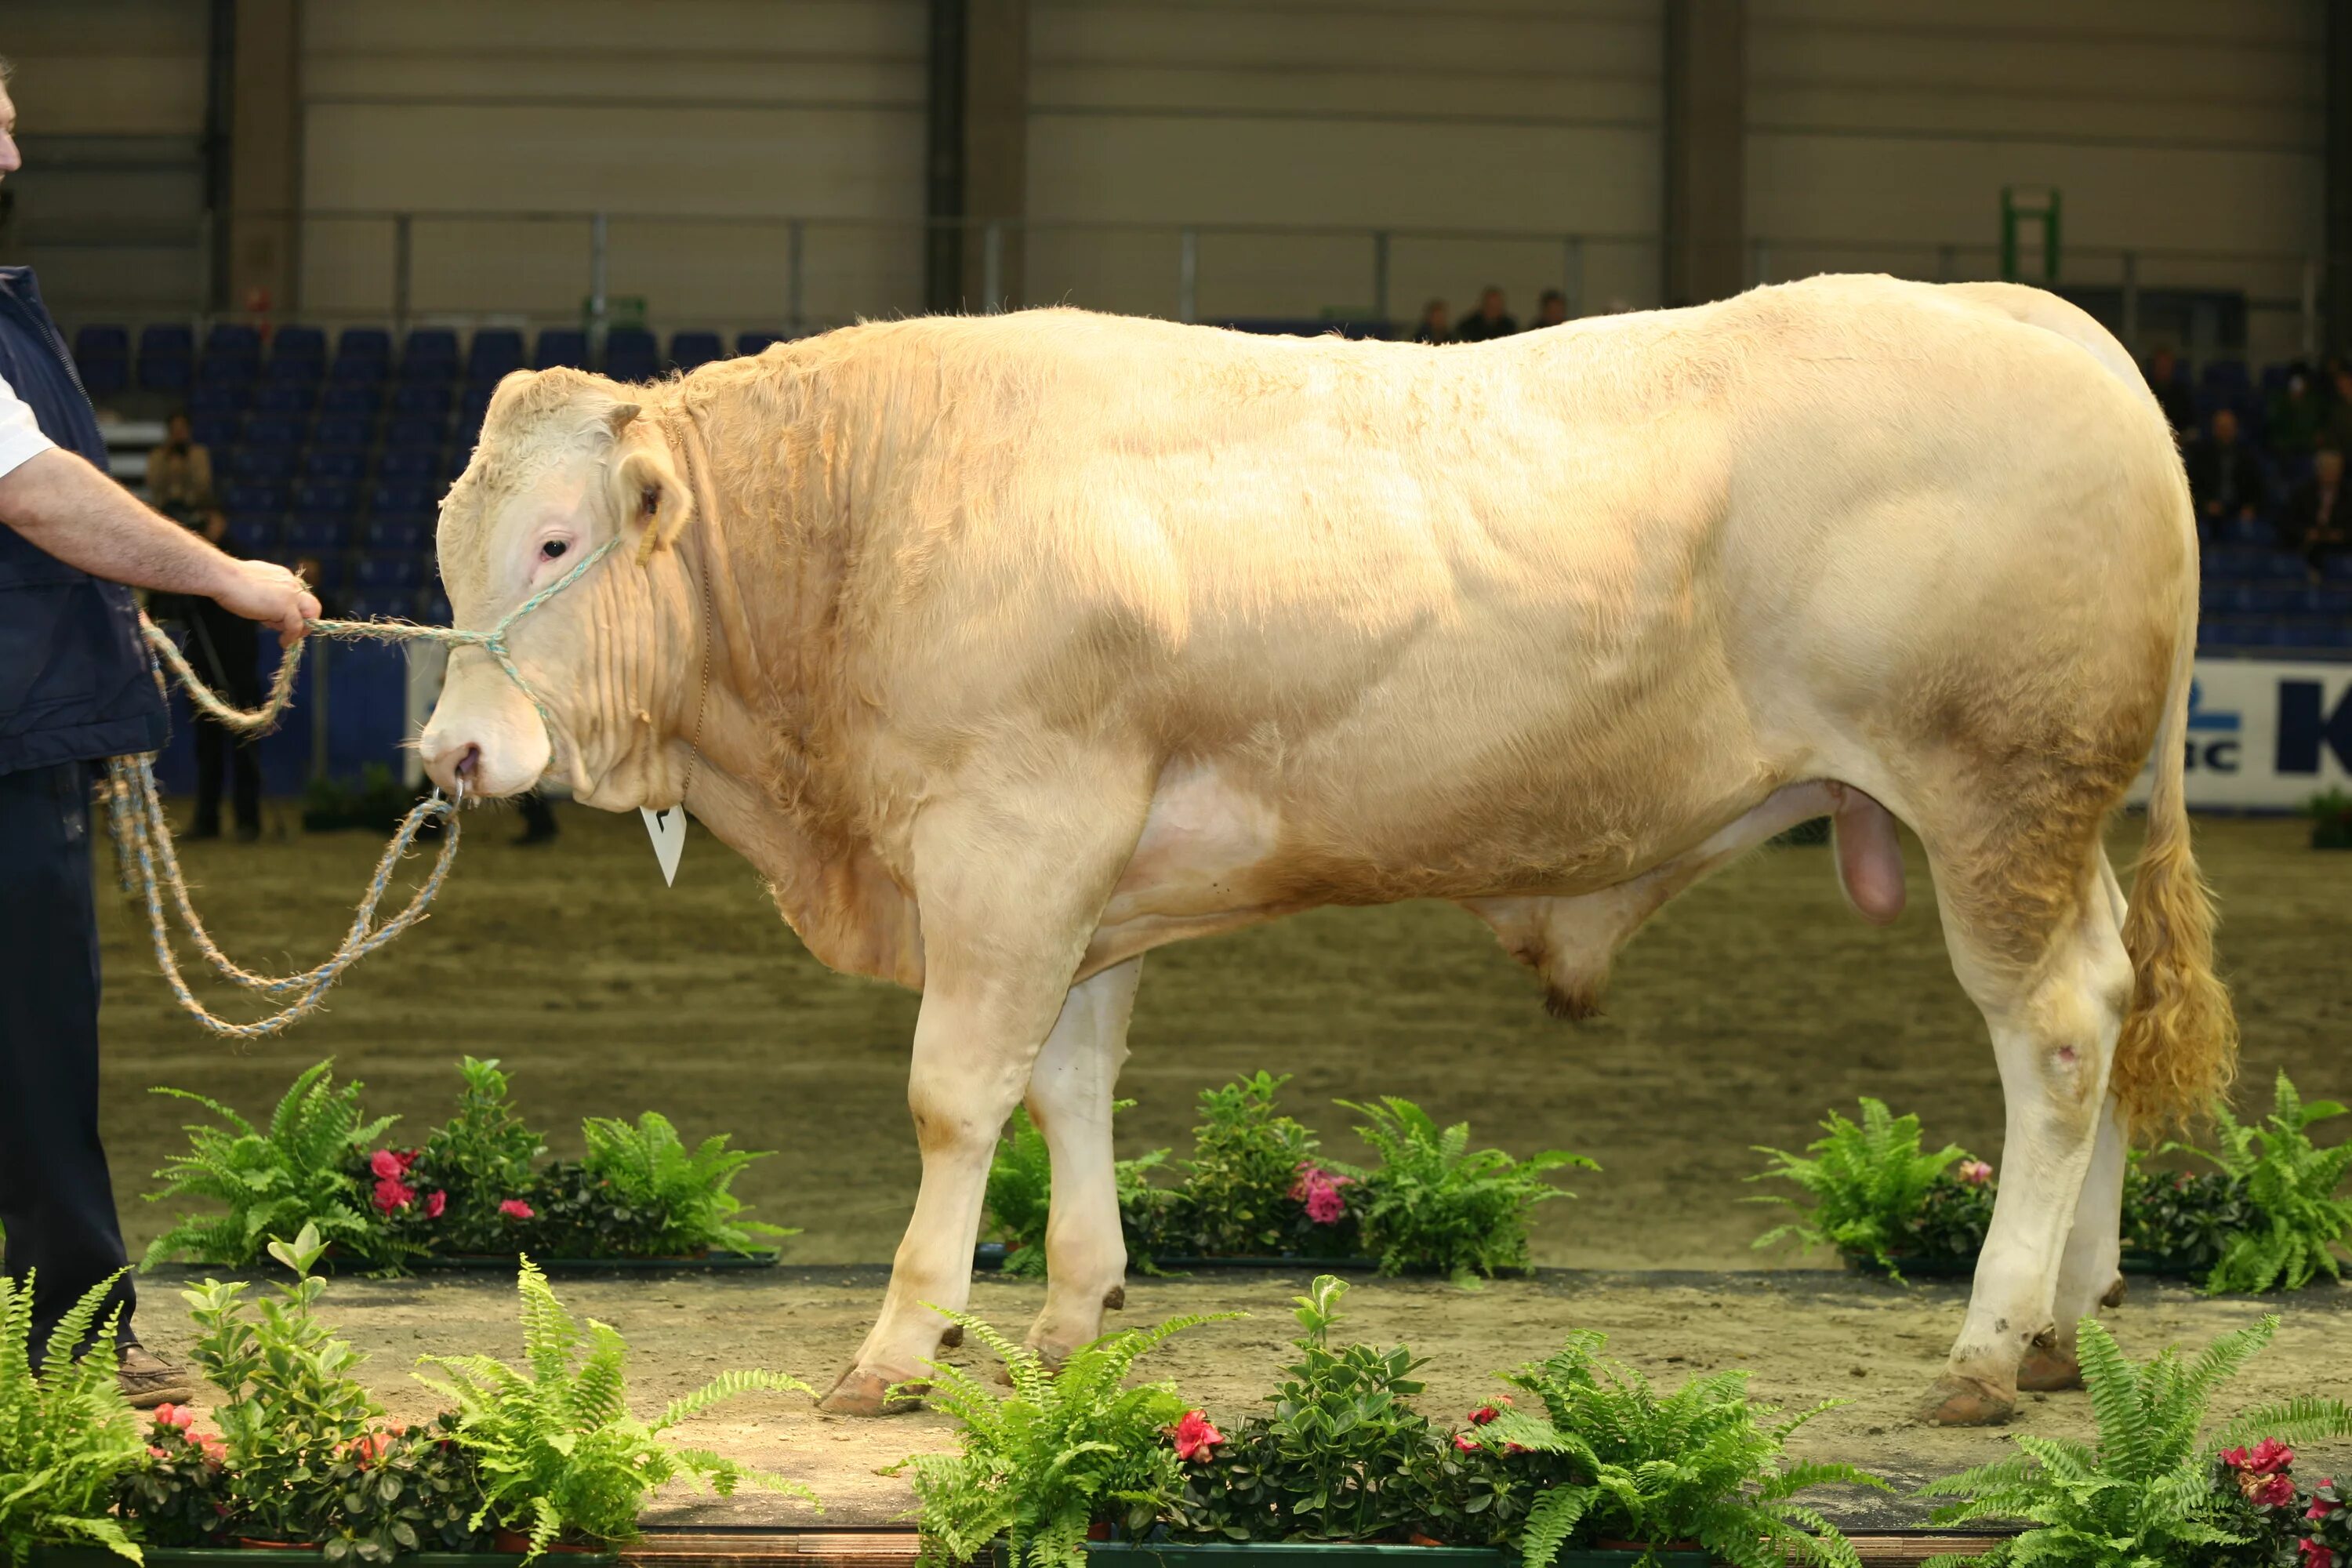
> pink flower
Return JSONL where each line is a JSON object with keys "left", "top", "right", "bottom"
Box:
{"left": 499, "top": 1198, "right": 535, "bottom": 1220}
{"left": 424, "top": 1189, "right": 448, "bottom": 1219}
{"left": 1958, "top": 1160, "right": 1994, "bottom": 1186}
{"left": 372, "top": 1175, "right": 416, "bottom": 1214}
{"left": 194, "top": 1432, "right": 226, "bottom": 1468}
{"left": 370, "top": 1149, "right": 404, "bottom": 1179}
{"left": 152, "top": 1403, "right": 194, "bottom": 1431}
{"left": 2253, "top": 1475, "right": 2299, "bottom": 1508}
{"left": 1305, "top": 1183, "right": 1348, "bottom": 1225}
{"left": 1289, "top": 1163, "right": 1356, "bottom": 1225}
{"left": 2299, "top": 1540, "right": 2334, "bottom": 1568}
{"left": 2227, "top": 1439, "right": 2296, "bottom": 1476}
{"left": 1170, "top": 1410, "right": 1223, "bottom": 1462}
{"left": 1453, "top": 1432, "right": 1480, "bottom": 1452}
{"left": 348, "top": 1432, "right": 392, "bottom": 1467}
{"left": 1469, "top": 1405, "right": 1501, "bottom": 1426}
{"left": 147, "top": 1444, "right": 169, "bottom": 1461}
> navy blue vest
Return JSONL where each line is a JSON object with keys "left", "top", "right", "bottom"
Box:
{"left": 0, "top": 266, "right": 169, "bottom": 774}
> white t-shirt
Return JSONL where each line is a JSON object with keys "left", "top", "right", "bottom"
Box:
{"left": 0, "top": 366, "right": 58, "bottom": 480}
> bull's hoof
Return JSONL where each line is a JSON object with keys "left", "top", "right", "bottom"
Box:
{"left": 818, "top": 1366, "right": 925, "bottom": 1417}
{"left": 2016, "top": 1343, "right": 2083, "bottom": 1392}
{"left": 1918, "top": 1374, "right": 2016, "bottom": 1426}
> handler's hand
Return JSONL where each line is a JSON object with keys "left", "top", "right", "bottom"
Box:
{"left": 211, "top": 558, "right": 321, "bottom": 645}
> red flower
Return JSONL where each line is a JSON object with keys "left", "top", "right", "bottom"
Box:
{"left": 348, "top": 1432, "right": 392, "bottom": 1468}
{"left": 2299, "top": 1540, "right": 2335, "bottom": 1568}
{"left": 1453, "top": 1432, "right": 1480, "bottom": 1452}
{"left": 372, "top": 1175, "right": 416, "bottom": 1214}
{"left": 2229, "top": 1438, "right": 2297, "bottom": 1476}
{"left": 194, "top": 1431, "right": 226, "bottom": 1469}
{"left": 424, "top": 1189, "right": 448, "bottom": 1219}
{"left": 1170, "top": 1410, "right": 1223, "bottom": 1462}
{"left": 1469, "top": 1406, "right": 1501, "bottom": 1426}
{"left": 152, "top": 1403, "right": 194, "bottom": 1431}
{"left": 147, "top": 1444, "right": 169, "bottom": 1461}
{"left": 1958, "top": 1160, "right": 1994, "bottom": 1186}
{"left": 2253, "top": 1475, "right": 2299, "bottom": 1508}
{"left": 369, "top": 1149, "right": 404, "bottom": 1179}
{"left": 499, "top": 1198, "right": 535, "bottom": 1220}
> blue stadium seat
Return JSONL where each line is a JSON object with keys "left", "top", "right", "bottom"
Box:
{"left": 2324, "top": 556, "right": 2352, "bottom": 585}
{"left": 74, "top": 325, "right": 129, "bottom": 400}
{"left": 227, "top": 516, "right": 281, "bottom": 554}
{"left": 2277, "top": 621, "right": 2352, "bottom": 650}
{"left": 283, "top": 517, "right": 349, "bottom": 554}
{"left": 205, "top": 323, "right": 261, "bottom": 361}
{"left": 2199, "top": 359, "right": 2249, "bottom": 392}
{"left": 533, "top": 329, "right": 587, "bottom": 371}
{"left": 230, "top": 448, "right": 299, "bottom": 483}
{"left": 242, "top": 414, "right": 307, "bottom": 450}
{"left": 252, "top": 383, "right": 316, "bottom": 416}
{"left": 2204, "top": 545, "right": 2304, "bottom": 580}
{"left": 294, "top": 479, "right": 358, "bottom": 516}
{"left": 75, "top": 325, "right": 129, "bottom": 361}
{"left": 466, "top": 328, "right": 524, "bottom": 384}
{"left": 420, "top": 590, "right": 453, "bottom": 626}
{"left": 138, "top": 325, "right": 194, "bottom": 392}
{"left": 319, "top": 383, "right": 381, "bottom": 416}
{"left": 273, "top": 325, "right": 326, "bottom": 363}
{"left": 371, "top": 479, "right": 434, "bottom": 516}
{"left": 736, "top": 330, "right": 784, "bottom": 357}
{"left": 345, "top": 590, "right": 417, "bottom": 621}
{"left": 195, "top": 354, "right": 259, "bottom": 390}
{"left": 265, "top": 354, "right": 323, "bottom": 386}
{"left": 311, "top": 415, "right": 372, "bottom": 451}
{"left": 384, "top": 417, "right": 446, "bottom": 451}
{"left": 336, "top": 326, "right": 391, "bottom": 362}
{"left": 2197, "top": 618, "right": 2265, "bottom": 650}
{"left": 364, "top": 517, "right": 430, "bottom": 553}
{"left": 303, "top": 448, "right": 366, "bottom": 481}
{"left": 670, "top": 331, "right": 724, "bottom": 372}
{"left": 2199, "top": 583, "right": 2245, "bottom": 616}
{"left": 222, "top": 481, "right": 285, "bottom": 514}
{"left": 604, "top": 328, "right": 659, "bottom": 381}
{"left": 2220, "top": 516, "right": 2278, "bottom": 547}
{"left": 2238, "top": 584, "right": 2307, "bottom": 616}
{"left": 297, "top": 555, "right": 347, "bottom": 591}
{"left": 401, "top": 328, "right": 459, "bottom": 379}
{"left": 352, "top": 554, "right": 425, "bottom": 590}
{"left": 329, "top": 340, "right": 390, "bottom": 384}
{"left": 187, "top": 383, "right": 246, "bottom": 416}
{"left": 2304, "top": 585, "right": 2352, "bottom": 617}
{"left": 190, "top": 416, "right": 236, "bottom": 452}
{"left": 377, "top": 448, "right": 444, "bottom": 481}
{"left": 390, "top": 383, "right": 450, "bottom": 418}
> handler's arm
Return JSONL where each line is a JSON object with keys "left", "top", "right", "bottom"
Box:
{"left": 0, "top": 446, "right": 319, "bottom": 643}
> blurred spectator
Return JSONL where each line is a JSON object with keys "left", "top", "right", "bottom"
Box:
{"left": 2323, "top": 364, "right": 2352, "bottom": 456}
{"left": 181, "top": 508, "right": 261, "bottom": 841}
{"left": 2184, "top": 408, "right": 2267, "bottom": 526}
{"left": 2266, "top": 368, "right": 2325, "bottom": 456}
{"left": 2143, "top": 347, "right": 2194, "bottom": 437}
{"left": 1413, "top": 299, "right": 1451, "bottom": 344}
{"left": 2286, "top": 447, "right": 2347, "bottom": 571}
{"left": 144, "top": 412, "right": 212, "bottom": 522}
{"left": 1454, "top": 287, "right": 1517, "bottom": 343}
{"left": 1532, "top": 289, "right": 1570, "bottom": 329}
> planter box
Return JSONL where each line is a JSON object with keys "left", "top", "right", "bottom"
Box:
{"left": 1842, "top": 1251, "right": 2203, "bottom": 1282}
{"left": 993, "top": 1545, "right": 1707, "bottom": 1568}
{"left": 973, "top": 1243, "right": 1521, "bottom": 1278}
{"left": 410, "top": 1249, "right": 780, "bottom": 1273}
{"left": 28, "top": 1552, "right": 615, "bottom": 1567}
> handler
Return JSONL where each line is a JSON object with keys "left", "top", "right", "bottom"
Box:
{"left": 0, "top": 60, "right": 316, "bottom": 1403}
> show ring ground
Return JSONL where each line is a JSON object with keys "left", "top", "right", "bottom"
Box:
{"left": 98, "top": 806, "right": 2352, "bottom": 1550}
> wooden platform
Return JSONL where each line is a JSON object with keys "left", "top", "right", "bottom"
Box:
{"left": 622, "top": 1532, "right": 2016, "bottom": 1567}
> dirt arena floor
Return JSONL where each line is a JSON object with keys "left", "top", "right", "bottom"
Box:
{"left": 94, "top": 802, "right": 2352, "bottom": 1520}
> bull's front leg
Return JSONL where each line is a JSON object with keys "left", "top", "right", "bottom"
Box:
{"left": 818, "top": 757, "right": 1152, "bottom": 1417}
{"left": 1022, "top": 956, "right": 1143, "bottom": 1362}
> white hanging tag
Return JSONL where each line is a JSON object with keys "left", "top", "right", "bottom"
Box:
{"left": 639, "top": 805, "right": 687, "bottom": 886}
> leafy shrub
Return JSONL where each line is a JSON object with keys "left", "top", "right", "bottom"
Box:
{"left": 2310, "top": 787, "right": 2352, "bottom": 850}
{"left": 371, "top": 1058, "right": 546, "bottom": 1255}
{"left": 891, "top": 1307, "right": 1232, "bottom": 1568}
{"left": 1171, "top": 1276, "right": 1535, "bottom": 1548}
{"left": 0, "top": 1270, "right": 145, "bottom": 1565}
{"left": 114, "top": 1406, "right": 234, "bottom": 1548}
{"left": 183, "top": 1224, "right": 388, "bottom": 1554}
{"left": 1334, "top": 1098, "right": 1591, "bottom": 1283}
{"left": 143, "top": 1059, "right": 405, "bottom": 1269}
{"left": 984, "top": 1104, "right": 1175, "bottom": 1277}
{"left": 1486, "top": 1330, "right": 1882, "bottom": 1567}
{"left": 1896, "top": 1167, "right": 1997, "bottom": 1267}
{"left": 1749, "top": 1098, "right": 1968, "bottom": 1279}
{"left": 2171, "top": 1071, "right": 2352, "bottom": 1294}
{"left": 506, "top": 1160, "right": 674, "bottom": 1259}
{"left": 2202, "top": 1443, "right": 2352, "bottom": 1568}
{"left": 1917, "top": 1314, "right": 2352, "bottom": 1568}
{"left": 417, "top": 1256, "right": 812, "bottom": 1554}
{"left": 1172, "top": 1074, "right": 1345, "bottom": 1258}
{"left": 2122, "top": 1159, "right": 2253, "bottom": 1275}
{"left": 579, "top": 1111, "right": 794, "bottom": 1256}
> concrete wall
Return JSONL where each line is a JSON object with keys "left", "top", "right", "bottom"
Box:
{"left": 0, "top": 0, "right": 212, "bottom": 318}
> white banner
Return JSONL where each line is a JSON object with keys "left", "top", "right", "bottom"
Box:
{"left": 2129, "top": 658, "right": 2352, "bottom": 811}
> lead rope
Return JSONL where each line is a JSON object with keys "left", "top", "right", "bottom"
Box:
{"left": 108, "top": 532, "right": 624, "bottom": 1037}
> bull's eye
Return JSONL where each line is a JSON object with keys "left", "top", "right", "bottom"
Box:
{"left": 541, "top": 539, "right": 568, "bottom": 561}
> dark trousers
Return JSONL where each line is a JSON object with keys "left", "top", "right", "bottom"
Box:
{"left": 188, "top": 615, "right": 260, "bottom": 836}
{"left": 0, "top": 762, "right": 136, "bottom": 1361}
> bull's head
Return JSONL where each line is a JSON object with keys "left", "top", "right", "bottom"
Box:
{"left": 418, "top": 369, "right": 697, "bottom": 805}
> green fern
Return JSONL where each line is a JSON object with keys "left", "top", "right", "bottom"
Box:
{"left": 2170, "top": 1071, "right": 2352, "bottom": 1294}
{"left": 982, "top": 1103, "right": 1173, "bottom": 1277}
{"left": 0, "top": 1270, "right": 145, "bottom": 1566}
{"left": 1917, "top": 1315, "right": 2352, "bottom": 1568}
{"left": 1748, "top": 1098, "right": 1968, "bottom": 1279}
{"left": 1488, "top": 1330, "right": 1883, "bottom": 1568}
{"left": 140, "top": 1059, "right": 403, "bottom": 1269}
{"left": 890, "top": 1308, "right": 1239, "bottom": 1568}
{"left": 1331, "top": 1097, "right": 1593, "bottom": 1284}
{"left": 579, "top": 1111, "right": 795, "bottom": 1256}
{"left": 416, "top": 1257, "right": 815, "bottom": 1557}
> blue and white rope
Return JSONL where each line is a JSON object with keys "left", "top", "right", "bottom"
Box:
{"left": 111, "top": 535, "right": 619, "bottom": 1036}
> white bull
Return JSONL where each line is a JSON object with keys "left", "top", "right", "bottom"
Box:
{"left": 419, "top": 274, "right": 2234, "bottom": 1425}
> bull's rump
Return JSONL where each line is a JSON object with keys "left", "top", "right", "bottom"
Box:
{"left": 829, "top": 275, "right": 2188, "bottom": 921}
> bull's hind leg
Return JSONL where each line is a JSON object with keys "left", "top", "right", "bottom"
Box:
{"left": 1918, "top": 833, "right": 2132, "bottom": 1425}
{"left": 1021, "top": 955, "right": 1143, "bottom": 1362}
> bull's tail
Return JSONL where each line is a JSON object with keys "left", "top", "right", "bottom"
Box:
{"left": 2111, "top": 583, "right": 2238, "bottom": 1132}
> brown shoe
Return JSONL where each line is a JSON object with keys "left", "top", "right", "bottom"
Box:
{"left": 118, "top": 1345, "right": 199, "bottom": 1408}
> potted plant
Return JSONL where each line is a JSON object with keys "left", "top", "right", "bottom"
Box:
{"left": 2165, "top": 1070, "right": 2352, "bottom": 1294}
{"left": 2309, "top": 787, "right": 2352, "bottom": 850}
{"left": 1331, "top": 1098, "right": 1593, "bottom": 1286}
{"left": 1916, "top": 1314, "right": 2352, "bottom": 1566}
{"left": 0, "top": 1270, "right": 146, "bottom": 1565}
{"left": 1748, "top": 1098, "right": 1975, "bottom": 1279}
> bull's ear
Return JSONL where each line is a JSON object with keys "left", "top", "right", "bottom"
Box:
{"left": 609, "top": 437, "right": 694, "bottom": 562}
